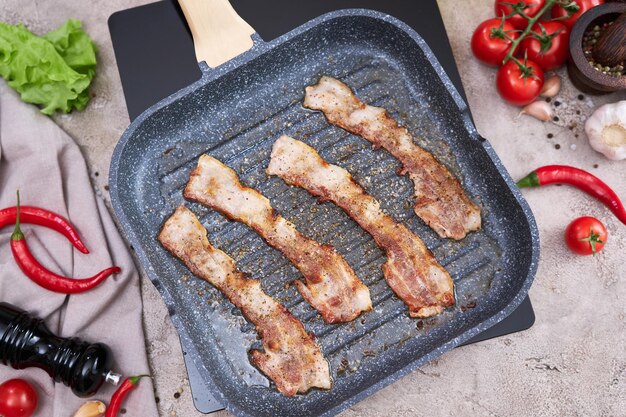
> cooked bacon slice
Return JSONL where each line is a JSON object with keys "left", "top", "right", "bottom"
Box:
{"left": 184, "top": 155, "right": 371, "bottom": 324}
{"left": 267, "top": 136, "right": 455, "bottom": 318}
{"left": 303, "top": 76, "right": 481, "bottom": 240}
{"left": 158, "top": 206, "right": 331, "bottom": 396}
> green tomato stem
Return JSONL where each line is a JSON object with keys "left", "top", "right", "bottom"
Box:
{"left": 503, "top": 0, "right": 558, "bottom": 65}
{"left": 579, "top": 227, "right": 604, "bottom": 254}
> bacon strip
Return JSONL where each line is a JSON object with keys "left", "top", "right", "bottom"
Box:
{"left": 184, "top": 155, "right": 372, "bottom": 324}
{"left": 267, "top": 136, "right": 455, "bottom": 318}
{"left": 303, "top": 76, "right": 481, "bottom": 240}
{"left": 158, "top": 206, "right": 331, "bottom": 396}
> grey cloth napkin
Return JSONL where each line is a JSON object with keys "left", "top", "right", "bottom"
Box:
{"left": 0, "top": 82, "right": 159, "bottom": 417}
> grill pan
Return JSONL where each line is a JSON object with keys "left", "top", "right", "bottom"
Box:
{"left": 109, "top": 4, "right": 539, "bottom": 417}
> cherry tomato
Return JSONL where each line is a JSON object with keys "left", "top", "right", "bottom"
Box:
{"left": 495, "top": 0, "right": 547, "bottom": 30}
{"left": 551, "top": 0, "right": 604, "bottom": 30}
{"left": 521, "top": 21, "right": 570, "bottom": 70}
{"left": 471, "top": 18, "right": 519, "bottom": 66}
{"left": 0, "top": 379, "right": 38, "bottom": 417}
{"left": 565, "top": 216, "right": 607, "bottom": 255}
{"left": 496, "top": 59, "right": 545, "bottom": 105}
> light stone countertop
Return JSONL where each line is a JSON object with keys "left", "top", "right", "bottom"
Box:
{"left": 1, "top": 1, "right": 624, "bottom": 416}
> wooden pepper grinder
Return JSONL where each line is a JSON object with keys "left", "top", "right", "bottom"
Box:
{"left": 592, "top": 12, "right": 626, "bottom": 67}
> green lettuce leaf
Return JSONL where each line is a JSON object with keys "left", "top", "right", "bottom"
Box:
{"left": 0, "top": 19, "right": 97, "bottom": 115}
{"left": 44, "top": 19, "right": 97, "bottom": 78}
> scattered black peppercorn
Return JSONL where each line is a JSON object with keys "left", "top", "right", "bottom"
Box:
{"left": 174, "top": 392, "right": 181, "bottom": 399}
{"left": 555, "top": 144, "right": 561, "bottom": 149}
{"left": 554, "top": 101, "right": 561, "bottom": 107}
{"left": 578, "top": 94, "right": 584, "bottom": 100}
{"left": 553, "top": 116, "right": 560, "bottom": 122}
{"left": 547, "top": 133, "right": 554, "bottom": 138}
{"left": 593, "top": 164, "right": 599, "bottom": 168}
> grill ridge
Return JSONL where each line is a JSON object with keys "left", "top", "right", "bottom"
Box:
{"left": 131, "top": 25, "right": 532, "bottom": 417}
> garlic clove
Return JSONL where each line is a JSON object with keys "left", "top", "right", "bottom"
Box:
{"left": 539, "top": 75, "right": 561, "bottom": 98}
{"left": 73, "top": 400, "right": 106, "bottom": 417}
{"left": 519, "top": 100, "right": 554, "bottom": 122}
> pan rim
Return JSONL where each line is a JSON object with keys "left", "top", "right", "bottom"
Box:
{"left": 109, "top": 8, "right": 540, "bottom": 417}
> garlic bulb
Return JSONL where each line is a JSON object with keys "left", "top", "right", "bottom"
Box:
{"left": 585, "top": 100, "right": 626, "bottom": 161}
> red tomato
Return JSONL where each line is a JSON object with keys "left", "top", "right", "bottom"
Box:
{"left": 496, "top": 60, "right": 545, "bottom": 105}
{"left": 495, "top": 0, "right": 546, "bottom": 29}
{"left": 565, "top": 216, "right": 607, "bottom": 255}
{"left": 471, "top": 18, "right": 519, "bottom": 66}
{"left": 551, "top": 0, "right": 604, "bottom": 30}
{"left": 0, "top": 379, "right": 38, "bottom": 417}
{"left": 521, "top": 21, "right": 570, "bottom": 70}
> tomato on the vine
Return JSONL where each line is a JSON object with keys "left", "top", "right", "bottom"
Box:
{"left": 496, "top": 59, "right": 545, "bottom": 105}
{"left": 520, "top": 21, "right": 570, "bottom": 70}
{"left": 0, "top": 379, "right": 38, "bottom": 417}
{"left": 471, "top": 18, "right": 519, "bottom": 66}
{"left": 495, "top": 0, "right": 547, "bottom": 29}
{"left": 551, "top": 0, "right": 604, "bottom": 30}
{"left": 564, "top": 216, "right": 607, "bottom": 255}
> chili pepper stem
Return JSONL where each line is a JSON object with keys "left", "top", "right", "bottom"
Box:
{"left": 128, "top": 374, "right": 150, "bottom": 385}
{"left": 516, "top": 172, "right": 540, "bottom": 188}
{"left": 12, "top": 190, "right": 24, "bottom": 241}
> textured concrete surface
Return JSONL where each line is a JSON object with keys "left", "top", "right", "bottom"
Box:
{"left": 1, "top": 1, "right": 625, "bottom": 416}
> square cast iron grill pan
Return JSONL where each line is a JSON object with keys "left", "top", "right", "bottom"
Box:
{"left": 109, "top": 9, "right": 539, "bottom": 417}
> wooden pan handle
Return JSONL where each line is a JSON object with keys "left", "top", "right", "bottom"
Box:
{"left": 178, "top": 0, "right": 255, "bottom": 68}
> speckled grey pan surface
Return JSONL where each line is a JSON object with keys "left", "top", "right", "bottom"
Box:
{"left": 109, "top": 9, "right": 539, "bottom": 417}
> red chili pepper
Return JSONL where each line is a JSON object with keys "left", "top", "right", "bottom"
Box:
{"left": 0, "top": 206, "right": 89, "bottom": 254}
{"left": 105, "top": 375, "right": 149, "bottom": 417}
{"left": 517, "top": 165, "right": 626, "bottom": 225}
{"left": 10, "top": 193, "right": 121, "bottom": 294}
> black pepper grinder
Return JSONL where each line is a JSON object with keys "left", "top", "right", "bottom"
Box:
{"left": 0, "top": 302, "right": 121, "bottom": 397}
